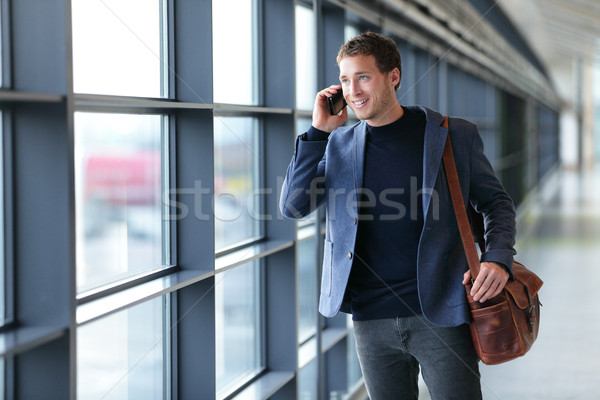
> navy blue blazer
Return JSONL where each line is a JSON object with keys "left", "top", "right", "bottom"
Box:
{"left": 279, "top": 106, "right": 516, "bottom": 327}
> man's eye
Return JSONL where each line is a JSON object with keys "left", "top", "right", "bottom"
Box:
{"left": 341, "top": 79, "right": 349, "bottom": 85}
{"left": 359, "top": 75, "right": 367, "bottom": 81}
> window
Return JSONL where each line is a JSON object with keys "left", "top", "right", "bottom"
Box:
{"left": 298, "top": 235, "right": 318, "bottom": 343}
{"left": 296, "top": 116, "right": 312, "bottom": 138}
{"left": 214, "top": 116, "right": 261, "bottom": 252}
{"left": 212, "top": 0, "right": 258, "bottom": 105}
{"left": 295, "top": 5, "right": 317, "bottom": 110}
{"left": 71, "top": 0, "right": 168, "bottom": 97}
{"left": 0, "top": 359, "right": 3, "bottom": 398}
{"left": 0, "top": 3, "right": 3, "bottom": 88}
{"left": 215, "top": 260, "right": 262, "bottom": 398}
{"left": 298, "top": 359, "right": 318, "bottom": 399}
{"left": 345, "top": 24, "right": 360, "bottom": 42}
{"left": 0, "top": 111, "right": 4, "bottom": 325}
{"left": 77, "top": 295, "right": 170, "bottom": 399}
{"left": 0, "top": 111, "right": 3, "bottom": 398}
{"left": 347, "top": 326, "right": 362, "bottom": 392}
{"left": 74, "top": 113, "right": 170, "bottom": 293}
{"left": 595, "top": 63, "right": 600, "bottom": 160}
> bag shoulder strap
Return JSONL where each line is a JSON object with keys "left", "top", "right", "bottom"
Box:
{"left": 441, "top": 116, "right": 481, "bottom": 279}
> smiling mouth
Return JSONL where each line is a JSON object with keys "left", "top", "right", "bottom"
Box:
{"left": 353, "top": 99, "right": 368, "bottom": 108}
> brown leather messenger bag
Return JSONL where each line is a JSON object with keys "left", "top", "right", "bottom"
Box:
{"left": 441, "top": 116, "right": 543, "bottom": 365}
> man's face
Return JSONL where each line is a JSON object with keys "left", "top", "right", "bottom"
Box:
{"left": 339, "top": 54, "right": 400, "bottom": 126}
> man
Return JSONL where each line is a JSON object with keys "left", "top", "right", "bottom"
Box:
{"left": 280, "top": 32, "right": 516, "bottom": 399}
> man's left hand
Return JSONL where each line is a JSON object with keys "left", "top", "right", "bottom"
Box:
{"left": 462, "top": 262, "right": 509, "bottom": 303}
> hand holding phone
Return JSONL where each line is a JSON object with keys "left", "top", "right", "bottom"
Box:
{"left": 312, "top": 86, "right": 347, "bottom": 133}
{"left": 328, "top": 90, "right": 347, "bottom": 115}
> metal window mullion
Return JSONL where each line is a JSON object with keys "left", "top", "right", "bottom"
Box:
{"left": 1, "top": 110, "right": 14, "bottom": 328}
{"left": 313, "top": 1, "right": 326, "bottom": 399}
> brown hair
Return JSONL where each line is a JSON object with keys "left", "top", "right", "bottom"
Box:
{"left": 337, "top": 32, "right": 402, "bottom": 90}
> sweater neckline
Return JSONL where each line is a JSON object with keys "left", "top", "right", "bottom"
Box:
{"left": 366, "top": 106, "right": 423, "bottom": 142}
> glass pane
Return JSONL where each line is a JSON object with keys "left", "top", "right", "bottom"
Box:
{"left": 345, "top": 24, "right": 360, "bottom": 42}
{"left": 75, "top": 113, "right": 168, "bottom": 293}
{"left": 78, "top": 296, "right": 169, "bottom": 399}
{"left": 0, "top": 4, "right": 3, "bottom": 88}
{"left": 0, "top": 112, "right": 3, "bottom": 325}
{"left": 298, "top": 359, "right": 318, "bottom": 400}
{"left": 296, "top": 117, "right": 312, "bottom": 137}
{"left": 0, "top": 358, "right": 3, "bottom": 399}
{"left": 298, "top": 236, "right": 318, "bottom": 343}
{"left": 214, "top": 116, "right": 261, "bottom": 251}
{"left": 295, "top": 5, "right": 317, "bottom": 110}
{"left": 594, "top": 63, "right": 600, "bottom": 160}
{"left": 72, "top": 0, "right": 167, "bottom": 97}
{"left": 347, "top": 329, "right": 362, "bottom": 391}
{"left": 216, "top": 260, "right": 262, "bottom": 398}
{"left": 213, "top": 0, "right": 257, "bottom": 105}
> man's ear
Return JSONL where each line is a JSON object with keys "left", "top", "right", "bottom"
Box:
{"left": 389, "top": 67, "right": 400, "bottom": 87}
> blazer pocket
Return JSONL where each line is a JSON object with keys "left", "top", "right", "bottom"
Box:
{"left": 321, "top": 239, "right": 333, "bottom": 297}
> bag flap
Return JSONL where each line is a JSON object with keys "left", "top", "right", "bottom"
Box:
{"left": 504, "top": 261, "right": 543, "bottom": 309}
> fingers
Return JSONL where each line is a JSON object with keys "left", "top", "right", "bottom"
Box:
{"left": 474, "top": 278, "right": 503, "bottom": 303}
{"left": 467, "top": 262, "right": 509, "bottom": 303}
{"left": 312, "top": 85, "right": 347, "bottom": 133}
{"left": 317, "top": 84, "right": 343, "bottom": 99}
{"left": 462, "top": 270, "right": 471, "bottom": 285}
{"left": 315, "top": 85, "right": 342, "bottom": 108}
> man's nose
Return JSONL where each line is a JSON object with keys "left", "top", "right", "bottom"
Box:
{"left": 349, "top": 80, "right": 361, "bottom": 96}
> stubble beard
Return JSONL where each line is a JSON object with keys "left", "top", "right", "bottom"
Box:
{"left": 362, "top": 93, "right": 396, "bottom": 126}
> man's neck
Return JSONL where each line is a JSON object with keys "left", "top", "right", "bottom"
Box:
{"left": 366, "top": 102, "right": 404, "bottom": 127}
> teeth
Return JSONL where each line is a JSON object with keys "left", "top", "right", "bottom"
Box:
{"left": 355, "top": 100, "right": 367, "bottom": 105}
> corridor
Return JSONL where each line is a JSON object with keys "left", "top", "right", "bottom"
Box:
{"left": 478, "top": 166, "right": 600, "bottom": 399}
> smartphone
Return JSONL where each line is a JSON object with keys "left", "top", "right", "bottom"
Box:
{"left": 328, "top": 90, "right": 347, "bottom": 115}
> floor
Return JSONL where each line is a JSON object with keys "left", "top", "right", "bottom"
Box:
{"left": 419, "top": 166, "right": 600, "bottom": 399}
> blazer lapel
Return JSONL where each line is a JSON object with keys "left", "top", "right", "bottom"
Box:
{"left": 421, "top": 108, "right": 447, "bottom": 219}
{"left": 352, "top": 121, "right": 368, "bottom": 193}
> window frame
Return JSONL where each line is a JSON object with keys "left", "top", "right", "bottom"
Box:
{"left": 71, "top": 0, "right": 170, "bottom": 99}
{"left": 214, "top": 258, "right": 265, "bottom": 400}
{"left": 0, "top": 110, "right": 10, "bottom": 331}
{"left": 76, "top": 293, "right": 172, "bottom": 400}
{"left": 212, "top": 0, "right": 261, "bottom": 106}
{"left": 213, "top": 112, "right": 265, "bottom": 258}
{"left": 73, "top": 111, "right": 174, "bottom": 303}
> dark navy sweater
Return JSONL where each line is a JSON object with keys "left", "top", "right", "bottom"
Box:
{"left": 306, "top": 107, "right": 426, "bottom": 320}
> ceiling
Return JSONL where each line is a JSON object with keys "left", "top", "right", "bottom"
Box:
{"left": 337, "top": 0, "right": 599, "bottom": 107}
{"left": 497, "top": 0, "right": 600, "bottom": 104}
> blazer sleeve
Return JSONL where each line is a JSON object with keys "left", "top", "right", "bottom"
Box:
{"left": 467, "top": 128, "right": 517, "bottom": 274}
{"left": 279, "top": 134, "right": 328, "bottom": 219}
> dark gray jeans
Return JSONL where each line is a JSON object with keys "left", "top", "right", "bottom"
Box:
{"left": 353, "top": 315, "right": 482, "bottom": 400}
